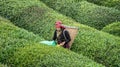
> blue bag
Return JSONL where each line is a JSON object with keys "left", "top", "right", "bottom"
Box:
{"left": 40, "top": 40, "right": 56, "bottom": 46}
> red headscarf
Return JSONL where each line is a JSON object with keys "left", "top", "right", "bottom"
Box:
{"left": 55, "top": 21, "right": 65, "bottom": 29}
{"left": 55, "top": 21, "right": 62, "bottom": 28}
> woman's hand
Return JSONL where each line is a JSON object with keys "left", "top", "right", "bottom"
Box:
{"left": 60, "top": 42, "right": 65, "bottom": 46}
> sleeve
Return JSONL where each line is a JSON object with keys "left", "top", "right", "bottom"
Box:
{"left": 64, "top": 30, "right": 71, "bottom": 44}
{"left": 52, "top": 30, "right": 57, "bottom": 41}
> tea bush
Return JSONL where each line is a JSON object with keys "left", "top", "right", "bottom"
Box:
{"left": 102, "top": 22, "right": 120, "bottom": 37}
{"left": 87, "top": 0, "right": 120, "bottom": 10}
{"left": 0, "top": 17, "right": 43, "bottom": 64}
{"left": 0, "top": 63, "right": 8, "bottom": 67}
{"left": 0, "top": 0, "right": 120, "bottom": 67}
{"left": 0, "top": 17, "right": 104, "bottom": 67}
{"left": 72, "top": 26, "right": 120, "bottom": 67}
{"left": 41, "top": 0, "right": 120, "bottom": 29}
{"left": 7, "top": 44, "right": 104, "bottom": 67}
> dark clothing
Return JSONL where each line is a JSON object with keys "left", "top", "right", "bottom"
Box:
{"left": 53, "top": 29, "right": 71, "bottom": 48}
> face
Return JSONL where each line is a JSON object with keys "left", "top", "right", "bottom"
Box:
{"left": 56, "top": 28, "right": 61, "bottom": 31}
{"left": 55, "top": 25, "right": 61, "bottom": 31}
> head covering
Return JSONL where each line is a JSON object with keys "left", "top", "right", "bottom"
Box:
{"left": 55, "top": 21, "right": 62, "bottom": 28}
{"left": 55, "top": 21, "right": 62, "bottom": 25}
{"left": 55, "top": 21, "right": 65, "bottom": 29}
{"left": 55, "top": 24, "right": 61, "bottom": 28}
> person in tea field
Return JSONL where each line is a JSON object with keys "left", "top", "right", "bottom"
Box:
{"left": 53, "top": 21, "right": 71, "bottom": 49}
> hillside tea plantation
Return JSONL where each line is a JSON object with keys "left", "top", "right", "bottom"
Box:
{"left": 0, "top": 17, "right": 104, "bottom": 67}
{"left": 41, "top": 0, "right": 120, "bottom": 30}
{"left": 0, "top": 0, "right": 120, "bottom": 67}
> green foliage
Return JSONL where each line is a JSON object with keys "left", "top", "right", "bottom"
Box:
{"left": 0, "top": 17, "right": 43, "bottom": 64}
{"left": 0, "top": 0, "right": 120, "bottom": 67}
{"left": 72, "top": 27, "right": 120, "bottom": 67}
{"left": 87, "top": 0, "right": 120, "bottom": 10}
{"left": 0, "top": 17, "right": 104, "bottom": 67}
{"left": 102, "top": 22, "right": 120, "bottom": 37}
{"left": 0, "top": 63, "right": 8, "bottom": 67}
{"left": 7, "top": 44, "right": 104, "bottom": 67}
{"left": 0, "top": 0, "right": 41, "bottom": 19}
{"left": 41, "top": 0, "right": 120, "bottom": 30}
{"left": 0, "top": 0, "right": 53, "bottom": 39}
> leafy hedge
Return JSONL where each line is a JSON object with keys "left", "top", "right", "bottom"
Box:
{"left": 8, "top": 44, "right": 105, "bottom": 67}
{"left": 41, "top": 0, "right": 120, "bottom": 30}
{"left": 87, "top": 0, "right": 120, "bottom": 10}
{"left": 0, "top": 17, "right": 43, "bottom": 64}
{"left": 0, "top": 17, "right": 104, "bottom": 67}
{"left": 72, "top": 27, "right": 120, "bottom": 67}
{"left": 102, "top": 22, "right": 120, "bottom": 37}
{"left": 0, "top": 0, "right": 53, "bottom": 39}
{"left": 0, "top": 0, "right": 120, "bottom": 67}
{"left": 0, "top": 0, "right": 41, "bottom": 19}
{"left": 0, "top": 63, "right": 8, "bottom": 67}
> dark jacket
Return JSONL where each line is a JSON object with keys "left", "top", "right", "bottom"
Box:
{"left": 53, "top": 29, "right": 71, "bottom": 45}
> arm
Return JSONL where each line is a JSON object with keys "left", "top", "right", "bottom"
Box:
{"left": 52, "top": 30, "right": 57, "bottom": 41}
{"left": 60, "top": 30, "right": 71, "bottom": 46}
{"left": 64, "top": 30, "right": 71, "bottom": 44}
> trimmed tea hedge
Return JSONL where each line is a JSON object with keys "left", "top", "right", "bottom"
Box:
{"left": 7, "top": 44, "right": 104, "bottom": 67}
{"left": 0, "top": 17, "right": 104, "bottom": 67}
{"left": 102, "top": 22, "right": 120, "bottom": 37}
{"left": 41, "top": 0, "right": 120, "bottom": 30}
{"left": 0, "top": 0, "right": 41, "bottom": 19}
{"left": 0, "top": 0, "right": 120, "bottom": 67}
{"left": 72, "top": 26, "right": 120, "bottom": 67}
{"left": 0, "top": 17, "right": 43, "bottom": 64}
{"left": 0, "top": 63, "right": 8, "bottom": 67}
{"left": 87, "top": 0, "right": 120, "bottom": 10}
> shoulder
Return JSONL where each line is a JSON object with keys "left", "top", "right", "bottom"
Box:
{"left": 54, "top": 30, "right": 57, "bottom": 34}
{"left": 63, "top": 29, "right": 69, "bottom": 34}
{"left": 54, "top": 30, "right": 57, "bottom": 32}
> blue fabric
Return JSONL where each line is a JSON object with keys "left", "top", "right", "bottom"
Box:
{"left": 40, "top": 40, "right": 56, "bottom": 46}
